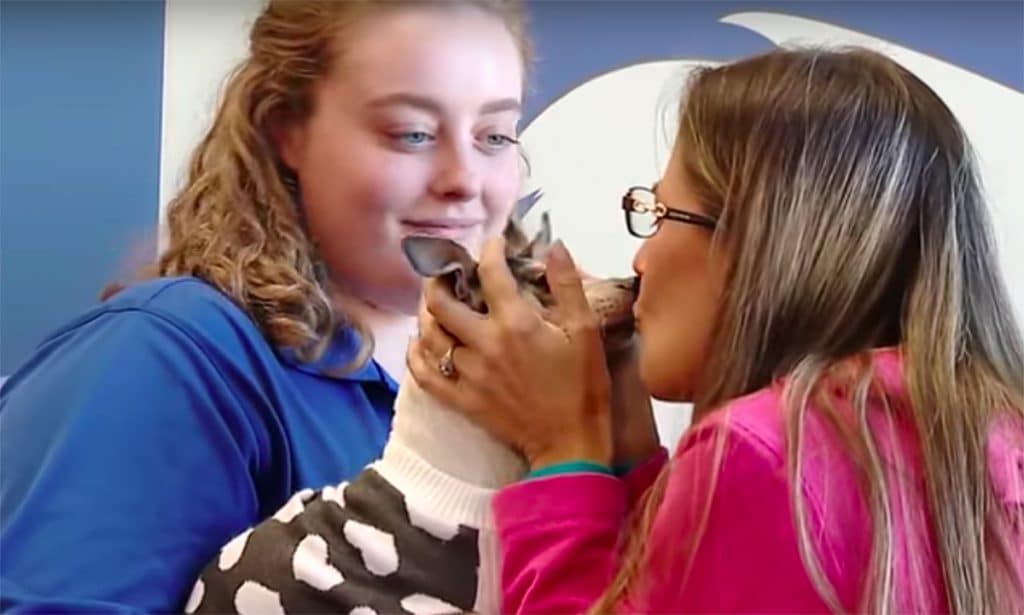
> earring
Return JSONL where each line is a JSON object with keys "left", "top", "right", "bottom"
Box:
{"left": 282, "top": 172, "right": 299, "bottom": 195}
{"left": 308, "top": 236, "right": 330, "bottom": 286}
{"left": 285, "top": 173, "right": 326, "bottom": 285}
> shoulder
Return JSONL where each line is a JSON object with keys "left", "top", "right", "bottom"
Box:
{"left": 95, "top": 276, "right": 260, "bottom": 341}
{"left": 681, "top": 349, "right": 911, "bottom": 470}
{"left": 2, "top": 274, "right": 277, "bottom": 402}
{"left": 37, "top": 276, "right": 273, "bottom": 365}
{"left": 0, "top": 278, "right": 285, "bottom": 503}
{"left": 2, "top": 276, "right": 281, "bottom": 419}
{"left": 675, "top": 371, "right": 872, "bottom": 535}
{"left": 669, "top": 386, "right": 791, "bottom": 527}
{"left": 678, "top": 368, "right": 879, "bottom": 515}
{"left": 664, "top": 385, "right": 869, "bottom": 611}
{"left": 679, "top": 385, "right": 787, "bottom": 466}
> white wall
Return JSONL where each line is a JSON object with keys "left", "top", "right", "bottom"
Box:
{"left": 159, "top": 0, "right": 262, "bottom": 244}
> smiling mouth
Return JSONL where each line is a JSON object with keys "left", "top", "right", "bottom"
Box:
{"left": 401, "top": 220, "right": 483, "bottom": 239}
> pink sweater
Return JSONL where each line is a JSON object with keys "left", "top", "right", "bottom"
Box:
{"left": 494, "top": 349, "right": 1024, "bottom": 613}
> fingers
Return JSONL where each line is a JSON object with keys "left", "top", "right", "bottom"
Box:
{"left": 407, "top": 336, "right": 458, "bottom": 400}
{"left": 422, "top": 277, "right": 487, "bottom": 346}
{"left": 544, "top": 241, "right": 595, "bottom": 324}
{"left": 406, "top": 337, "right": 484, "bottom": 420}
{"left": 416, "top": 302, "right": 457, "bottom": 360}
{"left": 412, "top": 304, "right": 488, "bottom": 389}
{"left": 476, "top": 236, "right": 524, "bottom": 315}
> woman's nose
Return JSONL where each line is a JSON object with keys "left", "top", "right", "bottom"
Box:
{"left": 632, "top": 241, "right": 648, "bottom": 276}
{"left": 430, "top": 141, "right": 481, "bottom": 203}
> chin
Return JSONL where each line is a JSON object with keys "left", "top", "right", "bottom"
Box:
{"left": 641, "top": 363, "right": 694, "bottom": 403}
{"left": 375, "top": 271, "right": 426, "bottom": 317}
{"left": 649, "top": 386, "right": 693, "bottom": 404}
{"left": 462, "top": 234, "right": 486, "bottom": 259}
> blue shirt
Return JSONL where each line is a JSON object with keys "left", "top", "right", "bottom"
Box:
{"left": 0, "top": 277, "right": 397, "bottom": 613}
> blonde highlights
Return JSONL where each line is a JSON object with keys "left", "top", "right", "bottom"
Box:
{"left": 124, "top": 0, "right": 529, "bottom": 367}
{"left": 594, "top": 47, "right": 1023, "bottom": 614}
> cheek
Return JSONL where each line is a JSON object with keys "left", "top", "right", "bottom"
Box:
{"left": 640, "top": 298, "right": 718, "bottom": 401}
{"left": 636, "top": 237, "right": 723, "bottom": 400}
{"left": 482, "top": 154, "right": 523, "bottom": 228}
{"left": 325, "top": 161, "right": 433, "bottom": 245}
{"left": 346, "top": 136, "right": 430, "bottom": 208}
{"left": 300, "top": 123, "right": 428, "bottom": 226}
{"left": 362, "top": 165, "right": 427, "bottom": 217}
{"left": 302, "top": 172, "right": 377, "bottom": 245}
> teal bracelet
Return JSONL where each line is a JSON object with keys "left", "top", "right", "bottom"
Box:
{"left": 612, "top": 462, "right": 637, "bottom": 477}
{"left": 524, "top": 460, "right": 615, "bottom": 480}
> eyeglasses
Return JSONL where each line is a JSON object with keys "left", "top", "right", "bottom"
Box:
{"left": 621, "top": 185, "right": 718, "bottom": 238}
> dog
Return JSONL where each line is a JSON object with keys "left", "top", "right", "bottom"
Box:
{"left": 185, "top": 214, "right": 637, "bottom": 615}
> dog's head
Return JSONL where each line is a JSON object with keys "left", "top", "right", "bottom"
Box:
{"left": 402, "top": 213, "right": 637, "bottom": 351}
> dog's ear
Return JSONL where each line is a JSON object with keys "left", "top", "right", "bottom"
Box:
{"left": 502, "top": 216, "right": 531, "bottom": 255}
{"left": 507, "top": 257, "right": 547, "bottom": 283}
{"left": 524, "top": 211, "right": 552, "bottom": 260}
{"left": 402, "top": 236, "right": 476, "bottom": 301}
{"left": 504, "top": 211, "right": 552, "bottom": 260}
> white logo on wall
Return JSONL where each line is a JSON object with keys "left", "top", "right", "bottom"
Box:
{"left": 518, "top": 13, "right": 1024, "bottom": 444}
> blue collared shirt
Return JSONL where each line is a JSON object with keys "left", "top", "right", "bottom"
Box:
{"left": 0, "top": 277, "right": 397, "bottom": 613}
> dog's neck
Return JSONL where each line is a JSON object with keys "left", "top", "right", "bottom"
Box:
{"left": 386, "top": 372, "right": 528, "bottom": 489}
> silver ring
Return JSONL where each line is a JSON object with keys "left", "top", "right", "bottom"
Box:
{"left": 438, "top": 343, "right": 457, "bottom": 378}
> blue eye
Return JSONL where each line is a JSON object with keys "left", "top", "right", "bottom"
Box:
{"left": 483, "top": 134, "right": 520, "bottom": 150}
{"left": 393, "top": 131, "right": 435, "bottom": 148}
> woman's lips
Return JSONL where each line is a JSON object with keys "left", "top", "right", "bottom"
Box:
{"left": 401, "top": 219, "right": 483, "bottom": 241}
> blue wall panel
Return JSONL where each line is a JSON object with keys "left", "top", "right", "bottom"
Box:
{"left": 1, "top": 0, "right": 165, "bottom": 372}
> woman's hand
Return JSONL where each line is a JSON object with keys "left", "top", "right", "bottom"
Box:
{"left": 407, "top": 238, "right": 613, "bottom": 470}
{"left": 605, "top": 341, "right": 662, "bottom": 470}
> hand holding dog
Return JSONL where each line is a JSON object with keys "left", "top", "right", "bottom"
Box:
{"left": 408, "top": 237, "right": 614, "bottom": 471}
{"left": 604, "top": 341, "right": 662, "bottom": 470}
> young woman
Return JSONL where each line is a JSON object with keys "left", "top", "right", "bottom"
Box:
{"left": 0, "top": 1, "right": 530, "bottom": 611}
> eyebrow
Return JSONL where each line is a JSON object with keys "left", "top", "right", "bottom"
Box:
{"left": 366, "top": 93, "right": 521, "bottom": 115}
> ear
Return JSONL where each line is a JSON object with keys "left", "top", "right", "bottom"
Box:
{"left": 401, "top": 236, "right": 476, "bottom": 300}
{"left": 507, "top": 257, "right": 547, "bottom": 283}
{"left": 269, "top": 113, "right": 305, "bottom": 171}
{"left": 524, "top": 211, "right": 552, "bottom": 259}
{"left": 402, "top": 236, "right": 475, "bottom": 277}
{"left": 502, "top": 216, "right": 531, "bottom": 254}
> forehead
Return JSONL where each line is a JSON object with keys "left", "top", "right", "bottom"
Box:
{"left": 657, "top": 143, "right": 703, "bottom": 207}
{"left": 331, "top": 6, "right": 524, "bottom": 109}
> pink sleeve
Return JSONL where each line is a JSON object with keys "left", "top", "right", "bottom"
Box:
{"left": 622, "top": 447, "right": 670, "bottom": 509}
{"left": 493, "top": 449, "right": 669, "bottom": 614}
{"left": 495, "top": 420, "right": 839, "bottom": 614}
{"left": 635, "top": 422, "right": 834, "bottom": 613}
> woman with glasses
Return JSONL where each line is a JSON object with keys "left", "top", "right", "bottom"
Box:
{"left": 408, "top": 47, "right": 1023, "bottom": 613}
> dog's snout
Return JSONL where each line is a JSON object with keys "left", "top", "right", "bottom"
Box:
{"left": 608, "top": 276, "right": 640, "bottom": 298}
{"left": 583, "top": 275, "right": 639, "bottom": 354}
{"left": 619, "top": 276, "right": 640, "bottom": 294}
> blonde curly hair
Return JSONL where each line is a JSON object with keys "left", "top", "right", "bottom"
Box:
{"left": 119, "top": 0, "right": 531, "bottom": 369}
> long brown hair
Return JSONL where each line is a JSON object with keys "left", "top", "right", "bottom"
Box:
{"left": 594, "top": 47, "right": 1023, "bottom": 614}
{"left": 108, "top": 0, "right": 531, "bottom": 367}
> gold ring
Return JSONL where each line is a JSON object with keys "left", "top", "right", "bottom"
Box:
{"left": 438, "top": 343, "right": 457, "bottom": 378}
